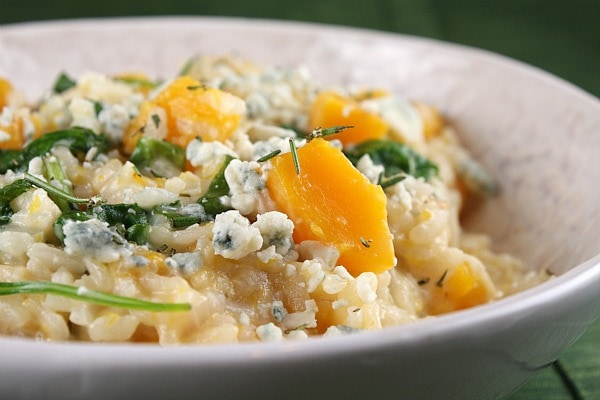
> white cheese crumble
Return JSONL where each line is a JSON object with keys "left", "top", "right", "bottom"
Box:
{"left": 0, "top": 107, "right": 13, "bottom": 126}
{"left": 224, "top": 159, "right": 265, "bottom": 215}
{"left": 361, "top": 96, "right": 424, "bottom": 146}
{"left": 252, "top": 211, "right": 294, "bottom": 255}
{"left": 323, "top": 325, "right": 360, "bottom": 336}
{"left": 296, "top": 240, "right": 340, "bottom": 269}
{"left": 68, "top": 97, "right": 101, "bottom": 133}
{"left": 271, "top": 300, "right": 288, "bottom": 323}
{"left": 186, "top": 138, "right": 237, "bottom": 168}
{"left": 252, "top": 136, "right": 292, "bottom": 161}
{"left": 165, "top": 251, "right": 202, "bottom": 275}
{"left": 256, "top": 322, "right": 283, "bottom": 342}
{"left": 97, "top": 104, "right": 130, "bottom": 143}
{"left": 212, "top": 210, "right": 262, "bottom": 259}
{"left": 38, "top": 95, "right": 71, "bottom": 129}
{"left": 62, "top": 218, "right": 129, "bottom": 263}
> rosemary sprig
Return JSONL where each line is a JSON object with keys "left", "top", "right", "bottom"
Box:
{"left": 306, "top": 125, "right": 354, "bottom": 141}
{"left": 378, "top": 173, "right": 406, "bottom": 189}
{"left": 187, "top": 84, "right": 205, "bottom": 91}
{"left": 24, "top": 173, "right": 91, "bottom": 205}
{"left": 288, "top": 138, "right": 300, "bottom": 174}
{"left": 257, "top": 149, "right": 281, "bottom": 163}
{"left": 0, "top": 281, "right": 191, "bottom": 312}
{"left": 436, "top": 270, "right": 448, "bottom": 287}
{"left": 360, "top": 237, "right": 372, "bottom": 248}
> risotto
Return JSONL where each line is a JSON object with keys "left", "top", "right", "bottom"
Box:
{"left": 0, "top": 55, "right": 545, "bottom": 344}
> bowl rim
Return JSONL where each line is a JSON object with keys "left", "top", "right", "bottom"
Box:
{"left": 2, "top": 15, "right": 599, "bottom": 100}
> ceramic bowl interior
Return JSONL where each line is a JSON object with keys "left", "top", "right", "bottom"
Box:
{"left": 1, "top": 17, "right": 600, "bottom": 400}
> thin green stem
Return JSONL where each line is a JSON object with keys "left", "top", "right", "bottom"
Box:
{"left": 257, "top": 149, "right": 281, "bottom": 162}
{"left": 307, "top": 125, "right": 354, "bottom": 141}
{"left": 0, "top": 281, "right": 191, "bottom": 312}
{"left": 379, "top": 173, "right": 406, "bottom": 189}
{"left": 24, "top": 173, "right": 90, "bottom": 204}
{"left": 288, "top": 138, "right": 300, "bottom": 174}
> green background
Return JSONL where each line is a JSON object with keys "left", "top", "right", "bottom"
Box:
{"left": 1, "top": 1, "right": 599, "bottom": 399}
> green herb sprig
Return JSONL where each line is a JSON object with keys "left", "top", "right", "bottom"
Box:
{"left": 0, "top": 281, "right": 191, "bottom": 312}
{"left": 257, "top": 149, "right": 281, "bottom": 163}
{"left": 306, "top": 125, "right": 354, "bottom": 141}
{"left": 288, "top": 138, "right": 300, "bottom": 174}
{"left": 24, "top": 173, "right": 91, "bottom": 205}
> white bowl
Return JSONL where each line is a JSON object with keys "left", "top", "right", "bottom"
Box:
{"left": 1, "top": 17, "right": 600, "bottom": 400}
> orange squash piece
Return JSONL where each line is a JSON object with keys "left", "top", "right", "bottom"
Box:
{"left": 0, "top": 78, "right": 25, "bottom": 150}
{"left": 427, "top": 262, "right": 490, "bottom": 315}
{"left": 122, "top": 76, "right": 245, "bottom": 154}
{"left": 0, "top": 78, "right": 13, "bottom": 110}
{"left": 266, "top": 138, "right": 395, "bottom": 276}
{"left": 308, "top": 91, "right": 389, "bottom": 147}
{"left": 122, "top": 101, "right": 153, "bottom": 154}
{"left": 0, "top": 116, "right": 25, "bottom": 150}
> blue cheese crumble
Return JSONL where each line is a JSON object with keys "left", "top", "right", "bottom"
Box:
{"left": 253, "top": 211, "right": 295, "bottom": 255}
{"left": 256, "top": 322, "right": 283, "bottom": 342}
{"left": 212, "top": 210, "right": 263, "bottom": 259}
{"left": 165, "top": 251, "right": 203, "bottom": 275}
{"left": 224, "top": 159, "right": 265, "bottom": 216}
{"left": 62, "top": 218, "right": 130, "bottom": 263}
{"left": 186, "top": 138, "right": 237, "bottom": 168}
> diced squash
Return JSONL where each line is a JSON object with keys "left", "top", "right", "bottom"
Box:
{"left": 427, "top": 262, "right": 490, "bottom": 315}
{"left": 0, "top": 119, "right": 24, "bottom": 150}
{"left": 0, "top": 112, "right": 25, "bottom": 150}
{"left": 122, "top": 101, "right": 155, "bottom": 154}
{"left": 266, "top": 137, "right": 395, "bottom": 276}
{"left": 308, "top": 91, "right": 389, "bottom": 147}
{"left": 122, "top": 76, "right": 245, "bottom": 154}
{"left": 0, "top": 78, "right": 13, "bottom": 109}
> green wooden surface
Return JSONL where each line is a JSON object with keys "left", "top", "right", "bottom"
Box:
{"left": 1, "top": 1, "right": 599, "bottom": 399}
